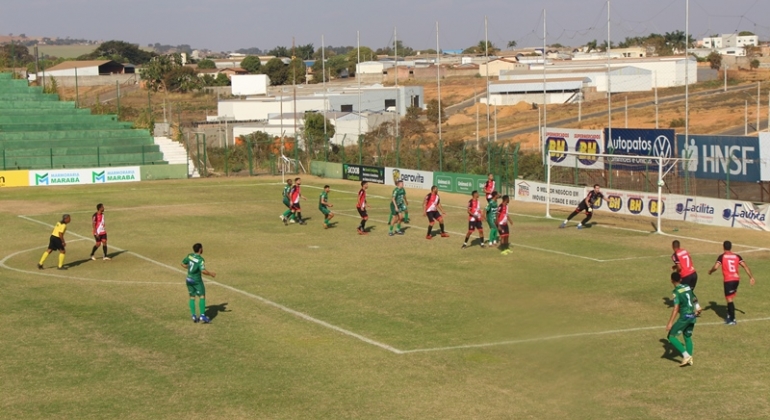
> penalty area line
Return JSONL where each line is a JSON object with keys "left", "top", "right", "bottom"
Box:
{"left": 401, "top": 316, "right": 770, "bottom": 354}
{"left": 16, "top": 215, "right": 404, "bottom": 355}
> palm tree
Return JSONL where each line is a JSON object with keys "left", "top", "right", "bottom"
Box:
{"left": 507, "top": 40, "right": 518, "bottom": 49}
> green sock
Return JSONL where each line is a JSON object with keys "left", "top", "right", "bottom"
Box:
{"left": 199, "top": 298, "right": 206, "bottom": 317}
{"left": 325, "top": 218, "right": 330, "bottom": 225}
{"left": 389, "top": 224, "right": 393, "bottom": 233}
{"left": 282, "top": 209, "right": 292, "bottom": 218}
{"left": 684, "top": 336, "right": 693, "bottom": 355}
{"left": 404, "top": 211, "right": 409, "bottom": 220}
{"left": 396, "top": 223, "right": 401, "bottom": 231}
{"left": 189, "top": 299, "right": 196, "bottom": 317}
{"left": 388, "top": 214, "right": 393, "bottom": 224}
{"left": 668, "top": 335, "right": 686, "bottom": 356}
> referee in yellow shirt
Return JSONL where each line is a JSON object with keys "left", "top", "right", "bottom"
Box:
{"left": 38, "top": 214, "right": 71, "bottom": 270}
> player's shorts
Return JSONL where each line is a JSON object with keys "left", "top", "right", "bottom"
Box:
{"left": 390, "top": 203, "right": 400, "bottom": 216}
{"left": 724, "top": 281, "right": 739, "bottom": 299}
{"left": 290, "top": 203, "right": 301, "bottom": 211}
{"left": 426, "top": 211, "right": 441, "bottom": 222}
{"left": 681, "top": 272, "right": 698, "bottom": 290}
{"left": 94, "top": 233, "right": 107, "bottom": 243}
{"left": 669, "top": 315, "right": 696, "bottom": 337}
{"left": 498, "top": 224, "right": 510, "bottom": 236}
{"left": 186, "top": 278, "right": 206, "bottom": 297}
{"left": 319, "top": 206, "right": 332, "bottom": 216}
{"left": 357, "top": 208, "right": 368, "bottom": 218}
{"left": 468, "top": 220, "right": 483, "bottom": 231}
{"left": 485, "top": 193, "right": 493, "bottom": 202}
{"left": 283, "top": 198, "right": 291, "bottom": 208}
{"left": 576, "top": 202, "right": 590, "bottom": 213}
{"left": 47, "top": 235, "right": 64, "bottom": 251}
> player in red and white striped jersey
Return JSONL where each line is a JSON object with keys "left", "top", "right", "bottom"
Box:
{"left": 356, "top": 181, "right": 369, "bottom": 235}
{"left": 497, "top": 195, "right": 512, "bottom": 255}
{"left": 708, "top": 241, "right": 756, "bottom": 325}
{"left": 671, "top": 240, "right": 701, "bottom": 314}
{"left": 462, "top": 190, "right": 485, "bottom": 249}
{"left": 289, "top": 177, "right": 307, "bottom": 225}
{"left": 483, "top": 174, "right": 495, "bottom": 203}
{"left": 90, "top": 203, "right": 110, "bottom": 261}
{"left": 423, "top": 185, "right": 448, "bottom": 239}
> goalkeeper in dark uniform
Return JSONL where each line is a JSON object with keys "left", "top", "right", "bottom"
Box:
{"left": 559, "top": 184, "right": 606, "bottom": 230}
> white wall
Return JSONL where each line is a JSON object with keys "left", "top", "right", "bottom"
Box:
{"left": 42, "top": 66, "right": 100, "bottom": 77}
{"left": 484, "top": 91, "right": 575, "bottom": 106}
{"left": 231, "top": 74, "right": 269, "bottom": 96}
{"left": 219, "top": 98, "right": 325, "bottom": 121}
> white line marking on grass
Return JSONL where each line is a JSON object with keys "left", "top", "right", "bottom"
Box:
{"left": 16, "top": 215, "right": 404, "bottom": 355}
{"left": 400, "top": 316, "right": 770, "bottom": 354}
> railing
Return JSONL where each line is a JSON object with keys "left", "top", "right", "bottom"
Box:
{"left": 1, "top": 145, "right": 162, "bottom": 170}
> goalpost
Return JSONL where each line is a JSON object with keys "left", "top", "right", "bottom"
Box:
{"left": 545, "top": 150, "right": 682, "bottom": 234}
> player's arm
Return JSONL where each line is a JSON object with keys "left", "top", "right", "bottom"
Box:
{"left": 322, "top": 196, "right": 332, "bottom": 207}
{"left": 59, "top": 230, "right": 66, "bottom": 247}
{"left": 665, "top": 303, "right": 680, "bottom": 334}
{"left": 739, "top": 261, "right": 756, "bottom": 285}
{"left": 422, "top": 195, "right": 428, "bottom": 214}
{"left": 391, "top": 191, "right": 399, "bottom": 208}
{"left": 438, "top": 202, "right": 446, "bottom": 214}
{"left": 707, "top": 261, "right": 720, "bottom": 275}
{"left": 202, "top": 268, "right": 217, "bottom": 278}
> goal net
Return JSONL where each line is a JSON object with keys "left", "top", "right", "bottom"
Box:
{"left": 545, "top": 150, "right": 689, "bottom": 234}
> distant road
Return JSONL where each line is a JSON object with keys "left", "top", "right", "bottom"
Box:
{"left": 484, "top": 84, "right": 757, "bottom": 141}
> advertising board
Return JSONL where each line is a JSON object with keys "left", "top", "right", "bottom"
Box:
{"left": 544, "top": 128, "right": 604, "bottom": 170}
{"left": 385, "top": 167, "right": 433, "bottom": 190}
{"left": 342, "top": 164, "right": 385, "bottom": 184}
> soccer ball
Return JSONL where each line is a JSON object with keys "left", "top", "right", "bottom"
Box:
{"left": 657, "top": 180, "right": 665, "bottom": 187}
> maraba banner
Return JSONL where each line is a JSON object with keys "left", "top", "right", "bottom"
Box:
{"left": 385, "top": 167, "right": 433, "bottom": 190}
{"left": 28, "top": 167, "right": 140, "bottom": 187}
{"left": 544, "top": 128, "right": 604, "bottom": 170}
{"left": 342, "top": 164, "right": 385, "bottom": 184}
{"left": 603, "top": 128, "right": 675, "bottom": 170}
{"left": 676, "top": 135, "right": 761, "bottom": 183}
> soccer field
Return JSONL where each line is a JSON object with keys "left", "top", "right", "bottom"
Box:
{"left": 2, "top": 176, "right": 770, "bottom": 419}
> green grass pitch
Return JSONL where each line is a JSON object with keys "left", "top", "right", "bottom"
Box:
{"left": 2, "top": 176, "right": 769, "bottom": 419}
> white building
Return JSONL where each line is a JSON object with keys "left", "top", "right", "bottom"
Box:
{"left": 702, "top": 34, "right": 759, "bottom": 50}
{"left": 483, "top": 78, "right": 589, "bottom": 106}
{"left": 41, "top": 60, "right": 128, "bottom": 77}
{"left": 217, "top": 85, "right": 424, "bottom": 121}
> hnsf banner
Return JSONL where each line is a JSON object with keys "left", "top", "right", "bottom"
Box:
{"left": 514, "top": 179, "right": 770, "bottom": 231}
{"left": 676, "top": 134, "right": 762, "bottom": 183}
{"left": 29, "top": 167, "right": 140, "bottom": 187}
{"left": 435, "top": 172, "right": 495, "bottom": 194}
{"left": 545, "top": 128, "right": 604, "bottom": 170}
{"left": 385, "top": 167, "right": 434, "bottom": 190}
{"left": 603, "top": 128, "right": 675, "bottom": 170}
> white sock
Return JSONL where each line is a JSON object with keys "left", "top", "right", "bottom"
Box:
{"left": 682, "top": 352, "right": 690, "bottom": 358}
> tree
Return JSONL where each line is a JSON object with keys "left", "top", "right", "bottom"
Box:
{"left": 739, "top": 31, "right": 755, "bottom": 36}
{"left": 141, "top": 55, "right": 178, "bottom": 91}
{"left": 304, "top": 112, "right": 335, "bottom": 142}
{"left": 79, "top": 40, "right": 155, "bottom": 64}
{"left": 464, "top": 41, "right": 498, "bottom": 55}
{"left": 197, "top": 59, "right": 216, "bottom": 69}
{"left": 345, "top": 46, "right": 376, "bottom": 74}
{"left": 263, "top": 57, "right": 288, "bottom": 85}
{"left": 0, "top": 43, "right": 33, "bottom": 67}
{"left": 240, "top": 55, "right": 262, "bottom": 74}
{"left": 707, "top": 52, "right": 722, "bottom": 70}
{"left": 163, "top": 66, "right": 202, "bottom": 93}
{"left": 214, "top": 73, "right": 231, "bottom": 86}
{"left": 426, "top": 99, "right": 446, "bottom": 129}
{"left": 585, "top": 40, "right": 598, "bottom": 52}
{"left": 287, "top": 57, "right": 307, "bottom": 84}
{"left": 294, "top": 43, "right": 315, "bottom": 60}
{"left": 507, "top": 40, "right": 518, "bottom": 49}
{"left": 267, "top": 46, "right": 290, "bottom": 57}
{"left": 311, "top": 54, "right": 348, "bottom": 83}
{"left": 750, "top": 59, "right": 760, "bottom": 71}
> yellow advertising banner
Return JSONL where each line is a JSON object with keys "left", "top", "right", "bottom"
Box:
{"left": 0, "top": 170, "right": 30, "bottom": 188}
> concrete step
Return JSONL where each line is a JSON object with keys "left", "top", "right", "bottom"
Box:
{"left": 153, "top": 136, "right": 199, "bottom": 178}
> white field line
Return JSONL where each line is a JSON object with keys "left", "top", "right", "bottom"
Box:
{"left": 0, "top": 242, "right": 178, "bottom": 285}
{"left": 16, "top": 215, "right": 404, "bottom": 355}
{"left": 401, "top": 316, "right": 770, "bottom": 354}
{"left": 30, "top": 199, "right": 280, "bottom": 216}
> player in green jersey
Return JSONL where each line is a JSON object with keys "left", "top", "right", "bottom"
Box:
{"left": 665, "top": 272, "right": 697, "bottom": 367}
{"left": 485, "top": 192, "right": 499, "bottom": 247}
{"left": 389, "top": 180, "right": 407, "bottom": 236}
{"left": 182, "top": 243, "right": 217, "bottom": 324}
{"left": 319, "top": 185, "right": 335, "bottom": 228}
{"left": 280, "top": 179, "right": 295, "bottom": 225}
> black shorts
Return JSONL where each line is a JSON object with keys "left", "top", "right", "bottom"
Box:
{"left": 498, "top": 224, "right": 510, "bottom": 236}
{"left": 681, "top": 272, "right": 698, "bottom": 289}
{"left": 576, "top": 202, "right": 590, "bottom": 213}
{"left": 357, "top": 208, "right": 368, "bottom": 218}
{"left": 485, "top": 194, "right": 493, "bottom": 202}
{"left": 48, "top": 235, "right": 64, "bottom": 251}
{"left": 468, "top": 220, "right": 483, "bottom": 231}
{"left": 290, "top": 203, "right": 301, "bottom": 211}
{"left": 427, "top": 211, "right": 441, "bottom": 222}
{"left": 724, "top": 281, "right": 739, "bottom": 298}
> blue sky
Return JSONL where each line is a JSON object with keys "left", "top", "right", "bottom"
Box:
{"left": 2, "top": 0, "right": 768, "bottom": 51}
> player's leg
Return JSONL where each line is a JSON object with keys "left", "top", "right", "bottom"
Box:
{"left": 189, "top": 296, "right": 198, "bottom": 322}
{"left": 38, "top": 248, "right": 52, "bottom": 269}
{"left": 463, "top": 222, "right": 473, "bottom": 248}
{"left": 724, "top": 282, "right": 739, "bottom": 324}
{"left": 403, "top": 207, "right": 410, "bottom": 223}
{"left": 395, "top": 210, "right": 404, "bottom": 233}
{"left": 197, "top": 283, "right": 210, "bottom": 323}
{"left": 426, "top": 213, "right": 435, "bottom": 239}
{"left": 478, "top": 223, "right": 485, "bottom": 246}
{"left": 560, "top": 205, "right": 584, "bottom": 227}
{"left": 186, "top": 280, "right": 199, "bottom": 322}
{"left": 57, "top": 247, "right": 67, "bottom": 269}
{"left": 667, "top": 319, "right": 692, "bottom": 365}
{"left": 578, "top": 210, "right": 593, "bottom": 228}
{"left": 388, "top": 206, "right": 397, "bottom": 235}
{"left": 358, "top": 210, "right": 368, "bottom": 234}
{"left": 90, "top": 236, "right": 100, "bottom": 259}
{"left": 101, "top": 236, "right": 110, "bottom": 260}
{"left": 683, "top": 323, "right": 694, "bottom": 358}
{"left": 438, "top": 216, "right": 448, "bottom": 237}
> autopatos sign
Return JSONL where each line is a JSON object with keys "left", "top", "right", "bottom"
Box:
{"left": 603, "top": 128, "right": 675, "bottom": 171}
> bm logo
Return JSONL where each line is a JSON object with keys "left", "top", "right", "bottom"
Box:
{"left": 547, "top": 137, "right": 568, "bottom": 163}
{"left": 628, "top": 197, "right": 644, "bottom": 215}
{"left": 391, "top": 169, "right": 401, "bottom": 185}
{"left": 93, "top": 171, "right": 106, "bottom": 183}
{"left": 575, "top": 139, "right": 600, "bottom": 166}
{"left": 35, "top": 173, "right": 49, "bottom": 185}
{"left": 649, "top": 199, "right": 665, "bottom": 217}
{"left": 606, "top": 195, "right": 623, "bottom": 213}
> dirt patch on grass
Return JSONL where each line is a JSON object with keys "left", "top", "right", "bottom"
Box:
{"left": 0, "top": 200, "right": 70, "bottom": 217}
